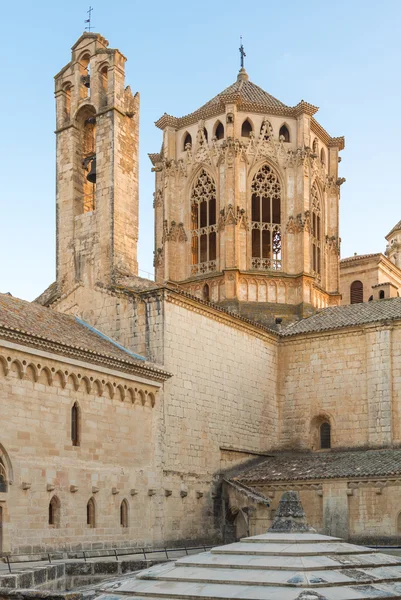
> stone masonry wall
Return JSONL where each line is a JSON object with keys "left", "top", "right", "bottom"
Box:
{"left": 277, "top": 323, "right": 401, "bottom": 450}
{"left": 0, "top": 343, "right": 162, "bottom": 555}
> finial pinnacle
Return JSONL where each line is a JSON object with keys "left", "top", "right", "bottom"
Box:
{"left": 84, "top": 6, "right": 93, "bottom": 32}
{"left": 239, "top": 35, "right": 246, "bottom": 70}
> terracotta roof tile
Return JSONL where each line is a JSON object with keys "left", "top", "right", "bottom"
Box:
{"left": 232, "top": 448, "right": 401, "bottom": 483}
{"left": 0, "top": 293, "right": 169, "bottom": 380}
{"left": 281, "top": 297, "right": 401, "bottom": 337}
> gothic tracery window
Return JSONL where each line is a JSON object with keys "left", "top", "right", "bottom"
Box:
{"left": 251, "top": 164, "right": 282, "bottom": 270}
{"left": 311, "top": 184, "right": 322, "bottom": 277}
{"left": 191, "top": 169, "right": 217, "bottom": 274}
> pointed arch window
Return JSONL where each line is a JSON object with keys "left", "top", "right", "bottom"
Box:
{"left": 63, "top": 83, "right": 72, "bottom": 121}
{"left": 49, "top": 496, "right": 60, "bottom": 528}
{"left": 350, "top": 280, "right": 363, "bottom": 304}
{"left": 120, "top": 499, "right": 129, "bottom": 528}
{"left": 241, "top": 119, "right": 253, "bottom": 137}
{"left": 71, "top": 402, "right": 80, "bottom": 447}
{"left": 87, "top": 497, "right": 96, "bottom": 528}
{"left": 214, "top": 121, "right": 224, "bottom": 140}
{"left": 79, "top": 53, "right": 91, "bottom": 99}
{"left": 191, "top": 169, "right": 217, "bottom": 275}
{"left": 251, "top": 164, "right": 282, "bottom": 270}
{"left": 311, "top": 184, "right": 322, "bottom": 277}
{"left": 279, "top": 124, "right": 290, "bottom": 142}
{"left": 183, "top": 132, "right": 192, "bottom": 150}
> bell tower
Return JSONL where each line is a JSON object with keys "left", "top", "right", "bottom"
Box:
{"left": 54, "top": 33, "right": 139, "bottom": 294}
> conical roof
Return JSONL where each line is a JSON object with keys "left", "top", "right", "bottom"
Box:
{"left": 96, "top": 491, "right": 401, "bottom": 599}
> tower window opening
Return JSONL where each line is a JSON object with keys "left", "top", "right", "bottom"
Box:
{"left": 77, "top": 107, "right": 97, "bottom": 214}
{"left": 311, "top": 184, "right": 322, "bottom": 277}
{"left": 100, "top": 65, "right": 108, "bottom": 106}
{"left": 350, "top": 280, "right": 363, "bottom": 304}
{"left": 64, "top": 84, "right": 72, "bottom": 120}
{"left": 79, "top": 54, "right": 91, "bottom": 99}
{"left": 87, "top": 497, "right": 96, "bottom": 528}
{"left": 120, "top": 499, "right": 129, "bottom": 528}
{"left": 279, "top": 124, "right": 290, "bottom": 142}
{"left": 214, "top": 121, "right": 224, "bottom": 140}
{"left": 251, "top": 164, "right": 282, "bottom": 271}
{"left": 191, "top": 169, "right": 217, "bottom": 275}
{"left": 379, "top": 289, "right": 385, "bottom": 299}
{"left": 320, "top": 422, "right": 331, "bottom": 449}
{"left": 183, "top": 132, "right": 192, "bottom": 150}
{"left": 71, "top": 402, "right": 80, "bottom": 446}
{"left": 49, "top": 496, "right": 60, "bottom": 528}
{"left": 241, "top": 119, "right": 253, "bottom": 137}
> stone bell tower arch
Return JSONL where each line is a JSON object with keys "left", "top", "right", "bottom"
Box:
{"left": 54, "top": 33, "right": 139, "bottom": 294}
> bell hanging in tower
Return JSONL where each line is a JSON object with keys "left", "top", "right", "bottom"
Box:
{"left": 86, "top": 156, "right": 96, "bottom": 184}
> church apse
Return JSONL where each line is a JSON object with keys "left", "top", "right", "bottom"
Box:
{"left": 151, "top": 65, "right": 344, "bottom": 325}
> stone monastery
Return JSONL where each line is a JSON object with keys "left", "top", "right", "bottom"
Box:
{"left": 1, "top": 32, "right": 401, "bottom": 557}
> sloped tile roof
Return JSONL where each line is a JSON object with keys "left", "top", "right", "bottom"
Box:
{"left": 0, "top": 293, "right": 169, "bottom": 380}
{"left": 194, "top": 75, "right": 288, "bottom": 114}
{"left": 281, "top": 297, "right": 401, "bottom": 337}
{"left": 232, "top": 448, "right": 401, "bottom": 484}
{"left": 387, "top": 218, "right": 401, "bottom": 238}
{"left": 340, "top": 253, "right": 381, "bottom": 264}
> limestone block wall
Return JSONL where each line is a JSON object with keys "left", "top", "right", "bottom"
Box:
{"left": 54, "top": 284, "right": 280, "bottom": 545}
{"left": 0, "top": 344, "right": 162, "bottom": 555}
{"left": 278, "top": 322, "right": 401, "bottom": 450}
{"left": 249, "top": 481, "right": 401, "bottom": 543}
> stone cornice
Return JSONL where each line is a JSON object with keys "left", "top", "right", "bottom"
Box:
{"left": 0, "top": 325, "right": 171, "bottom": 383}
{"left": 310, "top": 117, "right": 345, "bottom": 150}
{"left": 155, "top": 100, "right": 319, "bottom": 132}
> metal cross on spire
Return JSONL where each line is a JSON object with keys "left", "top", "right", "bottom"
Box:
{"left": 239, "top": 35, "right": 246, "bottom": 69}
{"left": 85, "top": 6, "right": 93, "bottom": 32}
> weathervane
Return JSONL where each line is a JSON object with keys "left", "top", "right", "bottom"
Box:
{"left": 239, "top": 35, "right": 246, "bottom": 69}
{"left": 85, "top": 6, "right": 93, "bottom": 32}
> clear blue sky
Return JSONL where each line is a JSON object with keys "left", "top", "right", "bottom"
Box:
{"left": 1, "top": 0, "right": 400, "bottom": 301}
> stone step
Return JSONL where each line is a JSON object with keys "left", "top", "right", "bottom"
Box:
{"left": 210, "top": 541, "right": 373, "bottom": 556}
{"left": 135, "top": 563, "right": 401, "bottom": 588}
{"left": 173, "top": 551, "right": 401, "bottom": 571}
